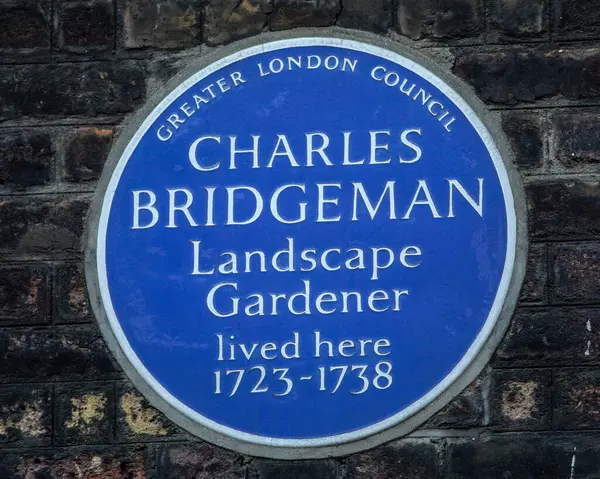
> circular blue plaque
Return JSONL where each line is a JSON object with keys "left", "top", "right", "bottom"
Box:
{"left": 87, "top": 32, "right": 525, "bottom": 457}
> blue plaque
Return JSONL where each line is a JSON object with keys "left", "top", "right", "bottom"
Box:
{"left": 87, "top": 32, "right": 526, "bottom": 458}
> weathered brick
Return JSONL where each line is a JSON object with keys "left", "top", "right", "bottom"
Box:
{"left": 159, "top": 442, "right": 247, "bottom": 478}
{"left": 0, "top": 130, "right": 54, "bottom": 191}
{"left": 454, "top": 50, "right": 552, "bottom": 105}
{"left": 346, "top": 441, "right": 440, "bottom": 478}
{"left": 554, "top": 437, "right": 600, "bottom": 477}
{"left": 0, "top": 0, "right": 51, "bottom": 51}
{"left": 254, "top": 460, "right": 340, "bottom": 479}
{"left": 56, "top": 382, "right": 114, "bottom": 445}
{"left": 556, "top": 50, "right": 600, "bottom": 101}
{"left": 495, "top": 308, "right": 600, "bottom": 367}
{"left": 55, "top": 0, "right": 115, "bottom": 52}
{"left": 448, "top": 436, "right": 570, "bottom": 477}
{"left": 0, "top": 264, "right": 50, "bottom": 326}
{"left": 0, "top": 326, "right": 120, "bottom": 382}
{"left": 488, "top": 0, "right": 548, "bottom": 41}
{"left": 0, "top": 446, "right": 149, "bottom": 478}
{"left": 554, "top": 369, "right": 600, "bottom": 429}
{"left": 0, "top": 196, "right": 89, "bottom": 258}
{"left": 454, "top": 49, "right": 600, "bottom": 105}
{"left": 553, "top": 113, "right": 600, "bottom": 170}
{"left": 117, "top": 383, "right": 184, "bottom": 442}
{"left": 520, "top": 244, "right": 548, "bottom": 304}
{"left": 0, "top": 62, "right": 145, "bottom": 120}
{"left": 54, "top": 263, "right": 92, "bottom": 323}
{"left": 423, "top": 378, "right": 483, "bottom": 429}
{"left": 0, "top": 386, "right": 52, "bottom": 447}
{"left": 64, "top": 127, "right": 113, "bottom": 183}
{"left": 490, "top": 369, "right": 551, "bottom": 430}
{"left": 554, "top": 0, "right": 600, "bottom": 40}
{"left": 551, "top": 243, "right": 600, "bottom": 305}
{"left": 336, "top": 0, "right": 392, "bottom": 33}
{"left": 396, "top": 0, "right": 482, "bottom": 41}
{"left": 527, "top": 180, "right": 600, "bottom": 241}
{"left": 501, "top": 111, "right": 544, "bottom": 172}
{"left": 269, "top": 0, "right": 341, "bottom": 31}
{"left": 124, "top": 0, "right": 203, "bottom": 49}
{"left": 204, "top": 0, "right": 268, "bottom": 46}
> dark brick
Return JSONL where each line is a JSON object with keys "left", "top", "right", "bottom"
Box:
{"left": 117, "top": 383, "right": 185, "bottom": 442}
{"left": 557, "top": 437, "right": 600, "bottom": 477}
{"left": 0, "top": 326, "right": 120, "bottom": 382}
{"left": 336, "top": 0, "right": 392, "bottom": 33}
{"left": 0, "top": 386, "right": 52, "bottom": 447}
{"left": 55, "top": 382, "right": 114, "bottom": 445}
{"left": 551, "top": 243, "right": 600, "bottom": 305}
{"left": 555, "top": 0, "right": 600, "bottom": 40}
{"left": 0, "top": 0, "right": 51, "bottom": 51}
{"left": 54, "top": 263, "right": 92, "bottom": 323}
{"left": 346, "top": 441, "right": 440, "bottom": 478}
{"left": 490, "top": 369, "right": 551, "bottom": 430}
{"left": 254, "top": 460, "right": 340, "bottom": 479}
{"left": 269, "top": 0, "right": 341, "bottom": 31}
{"left": 55, "top": 0, "right": 115, "bottom": 51}
{"left": 448, "top": 436, "right": 570, "bottom": 478}
{"left": 0, "top": 62, "right": 145, "bottom": 120}
{"left": 554, "top": 369, "right": 600, "bottom": 429}
{"left": 124, "top": 0, "right": 203, "bottom": 49}
{"left": 496, "top": 308, "right": 600, "bottom": 367}
{"left": 396, "top": 0, "right": 482, "bottom": 41}
{"left": 454, "top": 49, "right": 600, "bottom": 105}
{"left": 0, "top": 446, "right": 149, "bottom": 478}
{"left": 205, "top": 0, "right": 268, "bottom": 46}
{"left": 454, "top": 50, "right": 554, "bottom": 105}
{"left": 560, "top": 50, "right": 600, "bottom": 100}
{"left": 64, "top": 127, "right": 113, "bottom": 183}
{"left": 554, "top": 113, "right": 600, "bottom": 169}
{"left": 0, "top": 264, "right": 50, "bottom": 326}
{"left": 527, "top": 180, "right": 600, "bottom": 241}
{"left": 0, "top": 131, "right": 54, "bottom": 190}
{"left": 424, "top": 378, "right": 483, "bottom": 428}
{"left": 520, "top": 244, "right": 548, "bottom": 304}
{"left": 0, "top": 196, "right": 89, "bottom": 258}
{"left": 488, "top": 0, "right": 548, "bottom": 41}
{"left": 501, "top": 112, "right": 544, "bottom": 172}
{"left": 159, "top": 442, "right": 247, "bottom": 478}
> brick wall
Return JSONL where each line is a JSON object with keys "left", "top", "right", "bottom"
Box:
{"left": 0, "top": 0, "right": 599, "bottom": 477}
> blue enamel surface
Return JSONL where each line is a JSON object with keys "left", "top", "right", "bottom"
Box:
{"left": 103, "top": 44, "right": 508, "bottom": 439}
